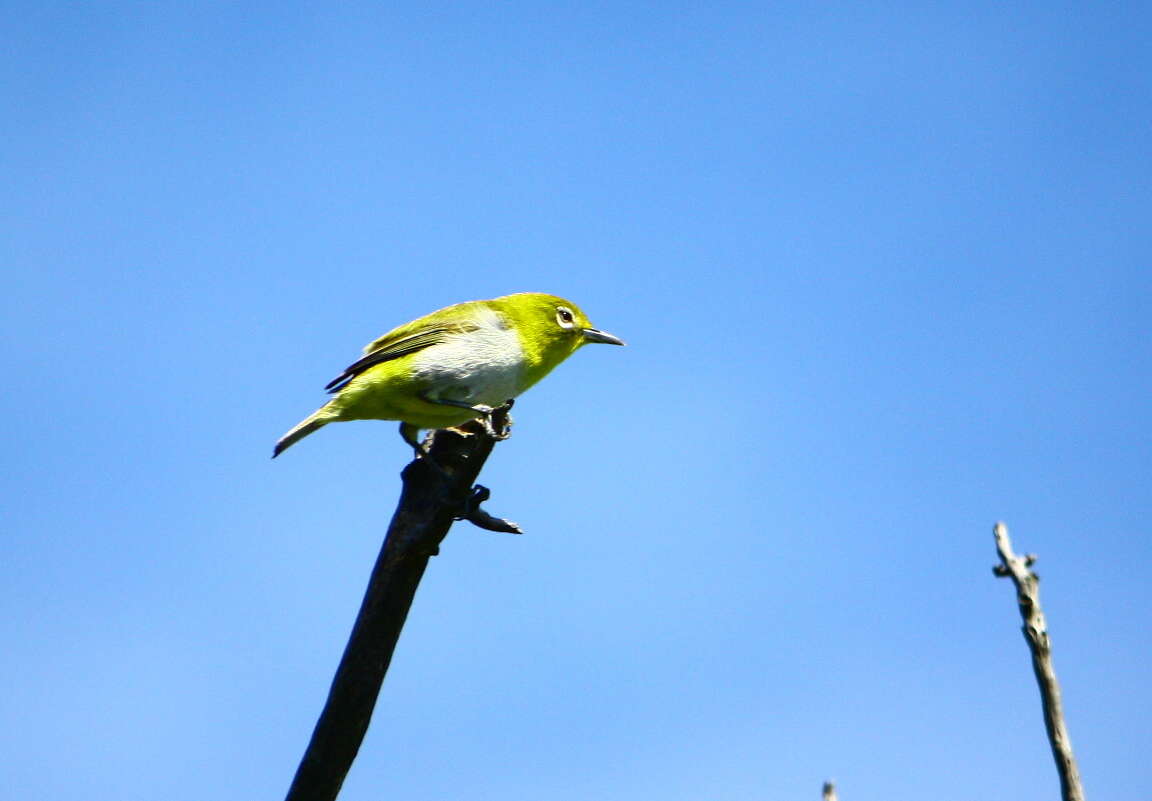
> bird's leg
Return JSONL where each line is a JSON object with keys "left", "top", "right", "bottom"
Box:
{"left": 464, "top": 400, "right": 514, "bottom": 441}
{"left": 399, "top": 421, "right": 428, "bottom": 459}
{"left": 419, "top": 395, "right": 513, "bottom": 441}
{"left": 399, "top": 422, "right": 455, "bottom": 482}
{"left": 488, "top": 399, "right": 514, "bottom": 440}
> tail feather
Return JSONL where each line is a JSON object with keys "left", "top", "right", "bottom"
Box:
{"left": 273, "top": 412, "right": 329, "bottom": 458}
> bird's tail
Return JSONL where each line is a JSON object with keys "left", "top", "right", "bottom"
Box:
{"left": 273, "top": 411, "right": 329, "bottom": 458}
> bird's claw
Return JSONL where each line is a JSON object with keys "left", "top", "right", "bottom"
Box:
{"left": 478, "top": 414, "right": 503, "bottom": 440}
{"left": 480, "top": 399, "right": 514, "bottom": 441}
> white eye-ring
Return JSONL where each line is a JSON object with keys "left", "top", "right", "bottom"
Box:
{"left": 555, "top": 306, "right": 576, "bottom": 329}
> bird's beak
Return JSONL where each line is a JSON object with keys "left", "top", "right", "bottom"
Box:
{"left": 582, "top": 328, "right": 626, "bottom": 346}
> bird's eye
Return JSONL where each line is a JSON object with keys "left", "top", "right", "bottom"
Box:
{"left": 555, "top": 307, "right": 576, "bottom": 329}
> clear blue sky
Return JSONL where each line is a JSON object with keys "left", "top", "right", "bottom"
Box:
{"left": 3, "top": 3, "right": 1149, "bottom": 800}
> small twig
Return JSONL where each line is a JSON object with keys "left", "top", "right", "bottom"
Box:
{"left": 992, "top": 522, "right": 1086, "bottom": 801}
{"left": 284, "top": 407, "right": 518, "bottom": 801}
{"left": 455, "top": 484, "right": 522, "bottom": 534}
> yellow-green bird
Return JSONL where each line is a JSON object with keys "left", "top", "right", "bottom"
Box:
{"left": 273, "top": 292, "right": 624, "bottom": 458}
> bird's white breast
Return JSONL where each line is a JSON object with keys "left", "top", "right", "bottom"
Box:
{"left": 410, "top": 307, "right": 525, "bottom": 405}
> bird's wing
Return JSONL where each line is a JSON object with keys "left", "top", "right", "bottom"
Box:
{"left": 324, "top": 318, "right": 482, "bottom": 393}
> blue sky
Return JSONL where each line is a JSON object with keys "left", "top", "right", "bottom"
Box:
{"left": 3, "top": 2, "right": 1149, "bottom": 799}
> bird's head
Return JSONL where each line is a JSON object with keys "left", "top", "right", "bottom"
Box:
{"left": 493, "top": 292, "right": 625, "bottom": 377}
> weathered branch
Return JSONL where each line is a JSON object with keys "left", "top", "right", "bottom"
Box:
{"left": 284, "top": 407, "right": 517, "bottom": 801}
{"left": 992, "top": 521, "right": 1085, "bottom": 801}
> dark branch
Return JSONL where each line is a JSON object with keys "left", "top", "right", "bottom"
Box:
{"left": 284, "top": 408, "right": 516, "bottom": 801}
{"left": 992, "top": 521, "right": 1086, "bottom": 801}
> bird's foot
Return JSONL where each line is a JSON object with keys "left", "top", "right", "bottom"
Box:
{"left": 401, "top": 424, "right": 452, "bottom": 477}
{"left": 480, "top": 399, "right": 515, "bottom": 441}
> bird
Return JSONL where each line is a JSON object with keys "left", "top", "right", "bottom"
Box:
{"left": 273, "top": 292, "right": 624, "bottom": 458}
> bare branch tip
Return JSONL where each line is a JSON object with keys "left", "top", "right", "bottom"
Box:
{"left": 463, "top": 509, "right": 523, "bottom": 534}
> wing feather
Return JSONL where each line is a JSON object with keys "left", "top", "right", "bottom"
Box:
{"left": 323, "top": 319, "right": 481, "bottom": 393}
